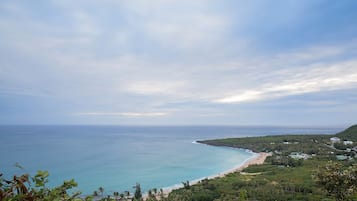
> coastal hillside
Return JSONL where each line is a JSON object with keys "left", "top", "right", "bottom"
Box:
{"left": 198, "top": 134, "right": 334, "bottom": 155}
{"left": 190, "top": 126, "right": 356, "bottom": 201}
{"left": 336, "top": 124, "right": 357, "bottom": 141}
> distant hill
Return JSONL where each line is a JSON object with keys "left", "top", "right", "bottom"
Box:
{"left": 336, "top": 124, "right": 357, "bottom": 142}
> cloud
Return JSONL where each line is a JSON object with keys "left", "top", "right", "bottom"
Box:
{"left": 123, "top": 80, "right": 186, "bottom": 95}
{"left": 1, "top": 0, "right": 357, "bottom": 125}
{"left": 72, "top": 112, "right": 169, "bottom": 117}
{"left": 215, "top": 60, "right": 357, "bottom": 103}
{"left": 145, "top": 13, "right": 229, "bottom": 50}
{"left": 215, "top": 91, "right": 263, "bottom": 103}
{"left": 0, "top": 1, "right": 27, "bottom": 15}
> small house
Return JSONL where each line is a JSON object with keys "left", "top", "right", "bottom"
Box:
{"left": 336, "top": 155, "right": 348, "bottom": 160}
{"left": 289, "top": 152, "right": 310, "bottom": 160}
{"left": 330, "top": 137, "right": 341, "bottom": 143}
{"left": 343, "top": 140, "right": 353, "bottom": 145}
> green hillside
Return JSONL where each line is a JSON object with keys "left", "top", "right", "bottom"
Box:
{"left": 336, "top": 124, "right": 357, "bottom": 141}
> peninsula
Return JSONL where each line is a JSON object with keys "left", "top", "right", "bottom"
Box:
{"left": 166, "top": 125, "right": 357, "bottom": 201}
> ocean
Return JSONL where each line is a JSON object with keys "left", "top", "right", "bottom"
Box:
{"left": 0, "top": 125, "right": 342, "bottom": 195}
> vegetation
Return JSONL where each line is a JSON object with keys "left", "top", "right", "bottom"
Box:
{"left": 316, "top": 162, "right": 357, "bottom": 201}
{"left": 169, "top": 161, "right": 321, "bottom": 200}
{"left": 134, "top": 183, "right": 142, "bottom": 200}
{"left": 0, "top": 170, "right": 82, "bottom": 201}
{"left": 185, "top": 125, "right": 357, "bottom": 200}
{"left": 0, "top": 170, "right": 150, "bottom": 201}
{"left": 336, "top": 124, "right": 357, "bottom": 141}
{"left": 198, "top": 134, "right": 335, "bottom": 155}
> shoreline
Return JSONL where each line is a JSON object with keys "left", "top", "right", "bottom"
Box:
{"left": 146, "top": 151, "right": 272, "bottom": 199}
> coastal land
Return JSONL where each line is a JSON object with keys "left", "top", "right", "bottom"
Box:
{"left": 165, "top": 125, "right": 357, "bottom": 201}
{"left": 156, "top": 152, "right": 272, "bottom": 198}
{"left": 213, "top": 152, "right": 272, "bottom": 178}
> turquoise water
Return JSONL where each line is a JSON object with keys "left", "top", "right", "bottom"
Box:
{"left": 0, "top": 125, "right": 341, "bottom": 195}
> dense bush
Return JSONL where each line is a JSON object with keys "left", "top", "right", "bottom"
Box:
{"left": 316, "top": 162, "right": 357, "bottom": 201}
{"left": 0, "top": 170, "right": 83, "bottom": 201}
{"left": 0, "top": 171, "right": 146, "bottom": 201}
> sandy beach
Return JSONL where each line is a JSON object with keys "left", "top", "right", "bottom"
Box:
{"left": 214, "top": 152, "right": 272, "bottom": 178}
{"left": 146, "top": 152, "right": 272, "bottom": 199}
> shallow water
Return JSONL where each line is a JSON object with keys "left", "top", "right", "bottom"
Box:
{"left": 0, "top": 125, "right": 341, "bottom": 194}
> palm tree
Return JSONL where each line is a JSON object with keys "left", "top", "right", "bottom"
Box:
{"left": 120, "top": 193, "right": 125, "bottom": 200}
{"left": 148, "top": 189, "right": 153, "bottom": 198}
{"left": 182, "top": 180, "right": 190, "bottom": 189}
{"left": 99, "top": 186, "right": 104, "bottom": 197}
{"left": 134, "top": 183, "right": 142, "bottom": 200}
{"left": 159, "top": 188, "right": 164, "bottom": 200}
{"left": 93, "top": 190, "right": 99, "bottom": 197}
{"left": 113, "top": 191, "right": 119, "bottom": 200}
{"left": 124, "top": 191, "right": 130, "bottom": 200}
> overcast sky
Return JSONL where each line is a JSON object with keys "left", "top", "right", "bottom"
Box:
{"left": 1, "top": 0, "right": 357, "bottom": 126}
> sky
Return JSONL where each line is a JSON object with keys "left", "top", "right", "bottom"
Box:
{"left": 1, "top": 0, "right": 357, "bottom": 126}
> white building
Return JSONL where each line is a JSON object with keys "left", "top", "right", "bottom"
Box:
{"left": 289, "top": 152, "right": 310, "bottom": 160}
{"left": 330, "top": 137, "right": 341, "bottom": 143}
{"left": 343, "top": 140, "right": 353, "bottom": 145}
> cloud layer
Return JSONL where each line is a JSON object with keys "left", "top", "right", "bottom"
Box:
{"left": 1, "top": 0, "right": 357, "bottom": 125}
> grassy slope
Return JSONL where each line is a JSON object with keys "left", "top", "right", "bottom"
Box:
{"left": 169, "top": 160, "right": 331, "bottom": 201}
{"left": 336, "top": 124, "right": 357, "bottom": 141}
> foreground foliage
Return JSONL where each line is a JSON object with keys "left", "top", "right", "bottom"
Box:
{"left": 0, "top": 170, "right": 82, "bottom": 201}
{"left": 3, "top": 161, "right": 356, "bottom": 201}
{"left": 316, "top": 162, "right": 357, "bottom": 201}
{"left": 0, "top": 170, "right": 146, "bottom": 201}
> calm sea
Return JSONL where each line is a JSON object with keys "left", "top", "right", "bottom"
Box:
{"left": 0, "top": 125, "right": 341, "bottom": 195}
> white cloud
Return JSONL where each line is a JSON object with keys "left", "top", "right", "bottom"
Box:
{"left": 145, "top": 13, "right": 229, "bottom": 50}
{"left": 73, "top": 112, "right": 168, "bottom": 117}
{"left": 274, "top": 45, "right": 347, "bottom": 63}
{"left": 216, "top": 91, "right": 263, "bottom": 103}
{"left": 1, "top": 0, "right": 357, "bottom": 125}
{"left": 72, "top": 11, "right": 101, "bottom": 37}
{"left": 124, "top": 80, "right": 186, "bottom": 95}
{"left": 0, "top": 1, "right": 27, "bottom": 15}
{"left": 215, "top": 61, "right": 357, "bottom": 103}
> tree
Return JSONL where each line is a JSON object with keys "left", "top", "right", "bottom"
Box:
{"left": 0, "top": 170, "right": 83, "bottom": 201}
{"left": 153, "top": 188, "right": 157, "bottom": 195}
{"left": 113, "top": 191, "right": 119, "bottom": 200}
{"left": 182, "top": 181, "right": 190, "bottom": 189}
{"left": 124, "top": 190, "right": 130, "bottom": 199}
{"left": 99, "top": 186, "right": 104, "bottom": 197}
{"left": 134, "top": 183, "right": 142, "bottom": 200}
{"left": 316, "top": 162, "right": 357, "bottom": 201}
{"left": 238, "top": 189, "right": 248, "bottom": 201}
{"left": 159, "top": 188, "right": 164, "bottom": 200}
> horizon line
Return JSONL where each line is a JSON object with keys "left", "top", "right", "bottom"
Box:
{"left": 0, "top": 123, "right": 348, "bottom": 129}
